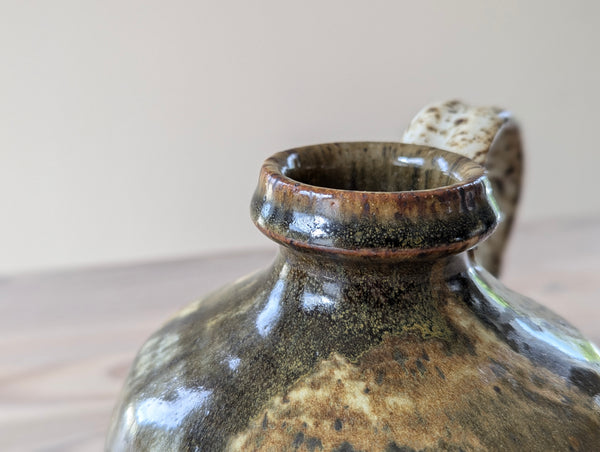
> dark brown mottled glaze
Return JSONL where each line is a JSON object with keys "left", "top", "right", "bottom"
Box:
{"left": 107, "top": 143, "right": 600, "bottom": 451}
{"left": 252, "top": 144, "right": 497, "bottom": 259}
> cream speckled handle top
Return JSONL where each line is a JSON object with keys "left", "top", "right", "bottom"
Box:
{"left": 403, "top": 100, "right": 523, "bottom": 276}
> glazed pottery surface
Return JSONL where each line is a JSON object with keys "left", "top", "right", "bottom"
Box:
{"left": 107, "top": 103, "right": 600, "bottom": 451}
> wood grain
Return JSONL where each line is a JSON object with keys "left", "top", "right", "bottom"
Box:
{"left": 1, "top": 217, "right": 599, "bottom": 451}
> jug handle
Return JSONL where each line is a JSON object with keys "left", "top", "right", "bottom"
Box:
{"left": 402, "top": 100, "right": 523, "bottom": 276}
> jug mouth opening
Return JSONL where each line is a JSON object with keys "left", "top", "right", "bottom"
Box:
{"left": 281, "top": 144, "right": 470, "bottom": 193}
{"left": 251, "top": 142, "right": 499, "bottom": 259}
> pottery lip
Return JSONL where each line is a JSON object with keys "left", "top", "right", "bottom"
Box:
{"left": 251, "top": 141, "right": 500, "bottom": 259}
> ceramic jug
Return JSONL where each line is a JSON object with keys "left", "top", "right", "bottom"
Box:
{"left": 107, "top": 101, "right": 600, "bottom": 451}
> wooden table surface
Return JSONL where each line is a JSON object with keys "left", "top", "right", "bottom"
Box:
{"left": 1, "top": 217, "right": 599, "bottom": 451}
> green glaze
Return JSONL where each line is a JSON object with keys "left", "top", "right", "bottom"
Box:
{"left": 107, "top": 143, "right": 600, "bottom": 451}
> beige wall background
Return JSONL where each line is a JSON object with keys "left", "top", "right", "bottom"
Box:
{"left": 1, "top": 0, "right": 599, "bottom": 275}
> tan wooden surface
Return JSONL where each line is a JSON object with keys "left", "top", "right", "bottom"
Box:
{"left": 1, "top": 217, "right": 599, "bottom": 451}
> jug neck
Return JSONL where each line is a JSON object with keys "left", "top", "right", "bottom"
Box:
{"left": 275, "top": 246, "right": 472, "bottom": 286}
{"left": 251, "top": 142, "right": 499, "bottom": 261}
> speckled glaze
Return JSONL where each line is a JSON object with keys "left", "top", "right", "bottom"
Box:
{"left": 107, "top": 114, "right": 600, "bottom": 451}
{"left": 402, "top": 100, "right": 523, "bottom": 276}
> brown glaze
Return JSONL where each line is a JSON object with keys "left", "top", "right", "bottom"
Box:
{"left": 107, "top": 141, "right": 600, "bottom": 451}
{"left": 252, "top": 143, "right": 498, "bottom": 259}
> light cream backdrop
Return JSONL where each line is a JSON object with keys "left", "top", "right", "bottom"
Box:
{"left": 1, "top": 1, "right": 599, "bottom": 274}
